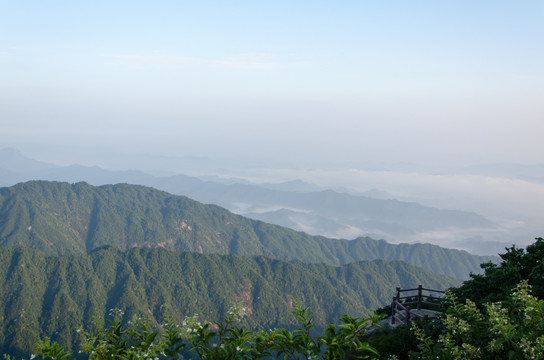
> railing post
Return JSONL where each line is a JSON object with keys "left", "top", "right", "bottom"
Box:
{"left": 392, "top": 287, "right": 401, "bottom": 325}
{"left": 391, "top": 296, "right": 397, "bottom": 324}
{"left": 417, "top": 285, "right": 422, "bottom": 310}
{"left": 406, "top": 306, "right": 411, "bottom": 322}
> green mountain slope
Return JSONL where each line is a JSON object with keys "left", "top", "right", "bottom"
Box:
{"left": 0, "top": 181, "right": 495, "bottom": 279}
{"left": 0, "top": 246, "right": 459, "bottom": 356}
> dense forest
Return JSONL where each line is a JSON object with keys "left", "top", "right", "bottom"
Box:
{"left": 0, "top": 246, "right": 458, "bottom": 356}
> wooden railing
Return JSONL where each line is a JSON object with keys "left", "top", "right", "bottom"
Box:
{"left": 391, "top": 285, "right": 445, "bottom": 325}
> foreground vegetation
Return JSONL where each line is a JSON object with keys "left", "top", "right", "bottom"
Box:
{"left": 31, "top": 302, "right": 383, "bottom": 360}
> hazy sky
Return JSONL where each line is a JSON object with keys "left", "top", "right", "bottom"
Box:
{"left": 1, "top": 1, "right": 543, "bottom": 168}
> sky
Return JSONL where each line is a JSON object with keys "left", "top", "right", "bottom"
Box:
{"left": 1, "top": 0, "right": 543, "bottom": 168}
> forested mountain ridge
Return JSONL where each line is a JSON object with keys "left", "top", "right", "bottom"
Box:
{"left": 0, "top": 181, "right": 492, "bottom": 279}
{"left": 0, "top": 246, "right": 459, "bottom": 356}
{"left": 0, "top": 181, "right": 496, "bottom": 279}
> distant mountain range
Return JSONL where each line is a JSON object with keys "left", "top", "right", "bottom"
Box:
{"left": 0, "top": 148, "right": 499, "bottom": 249}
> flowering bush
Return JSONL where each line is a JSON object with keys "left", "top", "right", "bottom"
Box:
{"left": 410, "top": 280, "right": 544, "bottom": 360}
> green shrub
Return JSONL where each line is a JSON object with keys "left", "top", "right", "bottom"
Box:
{"left": 34, "top": 301, "right": 383, "bottom": 360}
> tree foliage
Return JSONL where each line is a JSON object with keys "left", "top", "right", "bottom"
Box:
{"left": 450, "top": 237, "right": 544, "bottom": 305}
